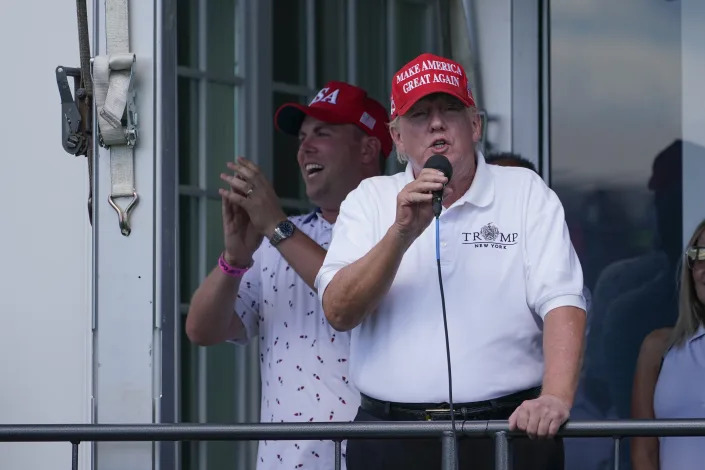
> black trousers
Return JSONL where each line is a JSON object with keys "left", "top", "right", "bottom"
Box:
{"left": 346, "top": 407, "right": 564, "bottom": 470}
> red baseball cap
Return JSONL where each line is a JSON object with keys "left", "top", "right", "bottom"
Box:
{"left": 274, "top": 81, "right": 393, "bottom": 158}
{"left": 390, "top": 53, "right": 475, "bottom": 119}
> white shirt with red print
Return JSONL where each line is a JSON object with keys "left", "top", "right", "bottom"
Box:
{"left": 233, "top": 211, "right": 359, "bottom": 470}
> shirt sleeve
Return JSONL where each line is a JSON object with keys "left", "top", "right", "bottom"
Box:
{"left": 230, "top": 246, "right": 264, "bottom": 344}
{"left": 523, "top": 174, "right": 587, "bottom": 318}
{"left": 315, "top": 182, "right": 378, "bottom": 301}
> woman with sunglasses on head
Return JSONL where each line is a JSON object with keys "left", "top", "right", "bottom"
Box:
{"left": 631, "top": 219, "right": 705, "bottom": 470}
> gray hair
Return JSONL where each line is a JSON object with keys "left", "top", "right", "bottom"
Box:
{"left": 670, "top": 218, "right": 705, "bottom": 348}
{"left": 386, "top": 116, "right": 408, "bottom": 164}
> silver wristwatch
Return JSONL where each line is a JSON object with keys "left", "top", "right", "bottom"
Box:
{"left": 270, "top": 220, "right": 295, "bottom": 246}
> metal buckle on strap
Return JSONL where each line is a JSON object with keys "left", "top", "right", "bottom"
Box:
{"left": 91, "top": 54, "right": 138, "bottom": 149}
{"left": 108, "top": 191, "right": 138, "bottom": 236}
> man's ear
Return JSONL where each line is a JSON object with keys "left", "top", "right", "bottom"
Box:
{"left": 471, "top": 112, "right": 483, "bottom": 144}
{"left": 390, "top": 126, "right": 404, "bottom": 156}
{"left": 361, "top": 135, "right": 382, "bottom": 165}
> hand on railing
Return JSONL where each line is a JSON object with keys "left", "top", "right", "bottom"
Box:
{"left": 507, "top": 394, "right": 571, "bottom": 439}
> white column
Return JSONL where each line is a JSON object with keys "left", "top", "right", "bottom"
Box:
{"left": 473, "top": 0, "right": 512, "bottom": 153}
{"left": 93, "top": 0, "right": 160, "bottom": 469}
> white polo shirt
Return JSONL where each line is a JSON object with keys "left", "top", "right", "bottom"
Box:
{"left": 316, "top": 154, "right": 586, "bottom": 403}
{"left": 234, "top": 211, "right": 359, "bottom": 470}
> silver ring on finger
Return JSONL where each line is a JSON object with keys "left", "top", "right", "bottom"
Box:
{"left": 246, "top": 186, "right": 254, "bottom": 197}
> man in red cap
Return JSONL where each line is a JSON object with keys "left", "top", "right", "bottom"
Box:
{"left": 317, "top": 53, "right": 587, "bottom": 469}
{"left": 186, "top": 81, "right": 392, "bottom": 469}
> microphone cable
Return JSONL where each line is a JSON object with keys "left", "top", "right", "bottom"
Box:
{"left": 435, "top": 214, "right": 458, "bottom": 469}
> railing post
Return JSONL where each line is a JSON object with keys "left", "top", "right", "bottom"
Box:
{"left": 441, "top": 431, "right": 458, "bottom": 470}
{"left": 613, "top": 437, "right": 621, "bottom": 470}
{"left": 71, "top": 441, "right": 80, "bottom": 470}
{"left": 334, "top": 439, "right": 342, "bottom": 470}
{"left": 494, "top": 431, "right": 510, "bottom": 470}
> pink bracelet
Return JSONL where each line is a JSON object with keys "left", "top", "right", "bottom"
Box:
{"left": 218, "top": 252, "right": 251, "bottom": 277}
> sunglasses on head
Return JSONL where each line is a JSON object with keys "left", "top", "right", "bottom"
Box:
{"left": 686, "top": 246, "right": 705, "bottom": 268}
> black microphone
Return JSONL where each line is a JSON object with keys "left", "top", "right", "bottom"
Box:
{"left": 423, "top": 154, "right": 453, "bottom": 217}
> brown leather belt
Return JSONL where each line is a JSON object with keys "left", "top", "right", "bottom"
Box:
{"left": 360, "top": 386, "right": 541, "bottom": 421}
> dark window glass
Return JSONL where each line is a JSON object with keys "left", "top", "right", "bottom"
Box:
{"left": 273, "top": 0, "right": 307, "bottom": 85}
{"left": 272, "top": 92, "right": 307, "bottom": 203}
{"left": 550, "top": 1, "right": 684, "bottom": 468}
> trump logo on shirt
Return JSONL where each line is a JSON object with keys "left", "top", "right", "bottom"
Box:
{"left": 462, "top": 223, "right": 519, "bottom": 250}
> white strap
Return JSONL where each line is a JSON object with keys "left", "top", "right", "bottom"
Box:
{"left": 110, "top": 146, "right": 136, "bottom": 197}
{"left": 94, "top": 0, "right": 138, "bottom": 236}
{"left": 105, "top": 0, "right": 129, "bottom": 54}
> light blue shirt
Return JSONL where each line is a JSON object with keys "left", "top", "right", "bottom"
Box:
{"left": 653, "top": 324, "right": 705, "bottom": 469}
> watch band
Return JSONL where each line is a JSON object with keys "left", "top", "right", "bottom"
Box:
{"left": 270, "top": 220, "right": 295, "bottom": 247}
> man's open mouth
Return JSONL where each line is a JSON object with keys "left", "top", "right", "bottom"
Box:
{"left": 305, "top": 163, "right": 325, "bottom": 177}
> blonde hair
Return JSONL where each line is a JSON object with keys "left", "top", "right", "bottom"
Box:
{"left": 387, "top": 106, "right": 478, "bottom": 164}
{"left": 670, "top": 218, "right": 705, "bottom": 347}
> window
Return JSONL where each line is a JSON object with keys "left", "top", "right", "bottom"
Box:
{"left": 177, "top": 0, "right": 252, "bottom": 468}
{"left": 176, "top": 1, "right": 443, "bottom": 468}
{"left": 547, "top": 1, "right": 705, "bottom": 469}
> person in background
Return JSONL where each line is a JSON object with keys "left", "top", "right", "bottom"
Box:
{"left": 186, "top": 81, "right": 392, "bottom": 470}
{"left": 631, "top": 219, "right": 705, "bottom": 470}
{"left": 485, "top": 152, "right": 537, "bottom": 172}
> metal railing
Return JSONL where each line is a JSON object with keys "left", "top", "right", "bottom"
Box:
{"left": 2, "top": 420, "right": 705, "bottom": 470}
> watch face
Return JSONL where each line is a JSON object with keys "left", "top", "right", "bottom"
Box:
{"left": 278, "top": 220, "right": 295, "bottom": 237}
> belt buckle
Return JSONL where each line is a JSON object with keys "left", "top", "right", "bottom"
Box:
{"left": 424, "top": 407, "right": 451, "bottom": 421}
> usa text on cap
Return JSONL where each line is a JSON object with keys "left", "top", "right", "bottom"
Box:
{"left": 274, "top": 81, "right": 393, "bottom": 158}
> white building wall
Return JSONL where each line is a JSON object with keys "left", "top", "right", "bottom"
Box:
{"left": 0, "top": 2, "right": 93, "bottom": 470}
{"left": 92, "top": 0, "right": 161, "bottom": 469}
{"left": 473, "top": 0, "right": 513, "bottom": 152}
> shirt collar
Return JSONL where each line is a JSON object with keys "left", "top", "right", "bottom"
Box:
{"left": 302, "top": 208, "right": 334, "bottom": 229}
{"left": 454, "top": 150, "right": 494, "bottom": 208}
{"left": 302, "top": 209, "right": 321, "bottom": 224}
{"left": 404, "top": 151, "right": 495, "bottom": 208}
{"left": 689, "top": 323, "right": 705, "bottom": 343}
